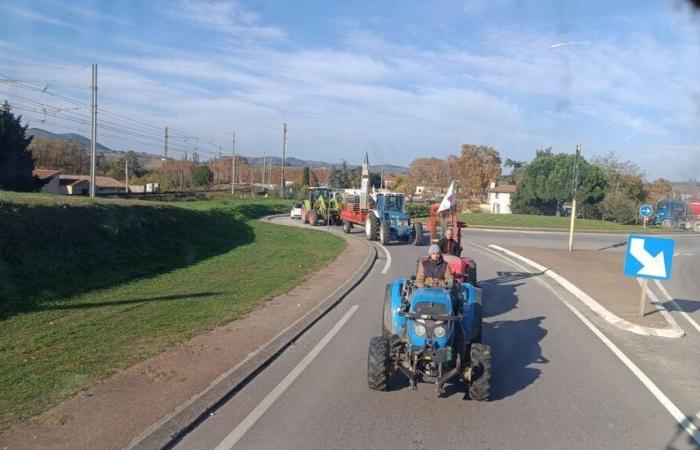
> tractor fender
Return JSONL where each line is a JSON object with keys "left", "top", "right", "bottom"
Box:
{"left": 462, "top": 283, "right": 482, "bottom": 342}
{"left": 385, "top": 278, "right": 407, "bottom": 335}
{"left": 369, "top": 209, "right": 381, "bottom": 219}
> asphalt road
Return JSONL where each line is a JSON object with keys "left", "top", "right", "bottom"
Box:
{"left": 174, "top": 221, "right": 700, "bottom": 450}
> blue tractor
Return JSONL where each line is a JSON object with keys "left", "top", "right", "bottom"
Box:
{"left": 365, "top": 192, "right": 417, "bottom": 245}
{"left": 367, "top": 274, "right": 491, "bottom": 399}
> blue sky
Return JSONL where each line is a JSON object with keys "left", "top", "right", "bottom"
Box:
{"left": 1, "top": 0, "right": 699, "bottom": 180}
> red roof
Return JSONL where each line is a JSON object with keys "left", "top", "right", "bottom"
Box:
{"left": 59, "top": 175, "right": 126, "bottom": 189}
{"left": 33, "top": 169, "right": 61, "bottom": 180}
{"left": 488, "top": 184, "right": 516, "bottom": 194}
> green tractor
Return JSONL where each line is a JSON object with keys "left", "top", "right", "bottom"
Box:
{"left": 301, "top": 187, "right": 341, "bottom": 226}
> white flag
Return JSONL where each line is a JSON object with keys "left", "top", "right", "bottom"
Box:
{"left": 437, "top": 181, "right": 455, "bottom": 212}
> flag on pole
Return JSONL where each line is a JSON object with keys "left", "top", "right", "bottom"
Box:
{"left": 437, "top": 181, "right": 455, "bottom": 212}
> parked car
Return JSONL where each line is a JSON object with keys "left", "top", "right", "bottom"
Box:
{"left": 290, "top": 203, "right": 303, "bottom": 219}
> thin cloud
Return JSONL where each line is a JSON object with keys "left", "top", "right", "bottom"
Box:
{"left": 167, "top": 0, "right": 285, "bottom": 39}
{"left": 0, "top": 4, "right": 79, "bottom": 29}
{"left": 48, "top": 0, "right": 131, "bottom": 26}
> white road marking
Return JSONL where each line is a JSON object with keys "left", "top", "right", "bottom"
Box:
{"left": 654, "top": 280, "right": 700, "bottom": 334}
{"left": 472, "top": 244, "right": 700, "bottom": 447}
{"left": 214, "top": 305, "right": 359, "bottom": 450}
{"left": 637, "top": 279, "right": 683, "bottom": 331}
{"left": 674, "top": 252, "right": 680, "bottom": 257}
{"left": 375, "top": 242, "right": 392, "bottom": 274}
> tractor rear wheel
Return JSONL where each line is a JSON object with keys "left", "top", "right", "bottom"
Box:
{"left": 365, "top": 215, "right": 379, "bottom": 241}
{"left": 309, "top": 209, "right": 318, "bottom": 226}
{"left": 468, "top": 343, "right": 491, "bottom": 401}
{"left": 367, "top": 336, "right": 391, "bottom": 391}
{"left": 413, "top": 222, "right": 423, "bottom": 246}
{"left": 343, "top": 220, "right": 352, "bottom": 234}
{"left": 379, "top": 222, "right": 390, "bottom": 245}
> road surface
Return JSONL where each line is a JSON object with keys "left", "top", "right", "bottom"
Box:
{"left": 173, "top": 221, "right": 700, "bottom": 450}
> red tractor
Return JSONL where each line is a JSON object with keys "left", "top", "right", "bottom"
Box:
{"left": 415, "top": 202, "right": 477, "bottom": 285}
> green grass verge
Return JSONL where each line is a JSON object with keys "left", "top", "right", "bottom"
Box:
{"left": 0, "top": 192, "right": 345, "bottom": 429}
{"left": 459, "top": 212, "right": 679, "bottom": 232}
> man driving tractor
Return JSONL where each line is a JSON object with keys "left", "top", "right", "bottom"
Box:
{"left": 415, "top": 244, "right": 454, "bottom": 288}
{"left": 437, "top": 228, "right": 462, "bottom": 256}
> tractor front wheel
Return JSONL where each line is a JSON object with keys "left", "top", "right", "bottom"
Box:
{"left": 343, "top": 220, "right": 352, "bottom": 234}
{"left": 367, "top": 336, "right": 391, "bottom": 391}
{"left": 379, "top": 222, "right": 390, "bottom": 245}
{"left": 468, "top": 343, "right": 491, "bottom": 401}
{"left": 365, "top": 215, "right": 379, "bottom": 241}
{"left": 413, "top": 222, "right": 423, "bottom": 246}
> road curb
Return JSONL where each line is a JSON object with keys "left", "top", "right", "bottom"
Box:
{"left": 488, "top": 245, "right": 685, "bottom": 339}
{"left": 128, "top": 219, "right": 377, "bottom": 450}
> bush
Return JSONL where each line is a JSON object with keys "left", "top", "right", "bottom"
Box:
{"left": 601, "top": 194, "right": 637, "bottom": 224}
{"left": 407, "top": 203, "right": 430, "bottom": 217}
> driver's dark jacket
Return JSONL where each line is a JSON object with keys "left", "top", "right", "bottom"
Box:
{"left": 415, "top": 256, "right": 454, "bottom": 288}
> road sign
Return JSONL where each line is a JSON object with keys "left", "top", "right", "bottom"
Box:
{"left": 639, "top": 204, "right": 653, "bottom": 218}
{"left": 624, "top": 235, "right": 674, "bottom": 280}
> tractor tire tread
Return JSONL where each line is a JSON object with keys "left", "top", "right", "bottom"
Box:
{"left": 468, "top": 343, "right": 491, "bottom": 401}
{"left": 367, "top": 336, "right": 390, "bottom": 391}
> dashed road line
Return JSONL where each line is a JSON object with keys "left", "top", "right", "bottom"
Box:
{"left": 214, "top": 305, "right": 360, "bottom": 450}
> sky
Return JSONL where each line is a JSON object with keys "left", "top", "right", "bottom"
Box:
{"left": 1, "top": 0, "right": 699, "bottom": 180}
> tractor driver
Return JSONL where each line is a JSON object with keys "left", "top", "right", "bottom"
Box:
{"left": 438, "top": 228, "right": 462, "bottom": 257}
{"left": 415, "top": 244, "right": 454, "bottom": 288}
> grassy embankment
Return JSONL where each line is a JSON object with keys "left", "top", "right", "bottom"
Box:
{"left": 0, "top": 192, "right": 345, "bottom": 429}
{"left": 460, "top": 212, "right": 678, "bottom": 232}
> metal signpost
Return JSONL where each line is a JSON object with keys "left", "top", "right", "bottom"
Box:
{"left": 639, "top": 204, "right": 653, "bottom": 229}
{"left": 623, "top": 235, "right": 674, "bottom": 316}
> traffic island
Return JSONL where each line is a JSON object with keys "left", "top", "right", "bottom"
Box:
{"left": 489, "top": 246, "right": 685, "bottom": 338}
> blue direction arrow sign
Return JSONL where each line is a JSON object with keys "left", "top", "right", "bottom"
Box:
{"left": 639, "top": 204, "right": 653, "bottom": 218}
{"left": 624, "top": 235, "right": 674, "bottom": 280}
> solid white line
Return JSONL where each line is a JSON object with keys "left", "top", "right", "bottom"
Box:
{"left": 476, "top": 245, "right": 700, "bottom": 446}
{"left": 654, "top": 280, "right": 700, "bottom": 334}
{"left": 375, "top": 242, "right": 392, "bottom": 274}
{"left": 214, "top": 305, "right": 359, "bottom": 450}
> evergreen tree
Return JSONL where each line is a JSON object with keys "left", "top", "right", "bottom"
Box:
{"left": 0, "top": 102, "right": 38, "bottom": 191}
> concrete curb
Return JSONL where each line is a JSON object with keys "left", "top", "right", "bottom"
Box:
{"left": 128, "top": 218, "right": 377, "bottom": 450}
{"left": 488, "top": 245, "right": 685, "bottom": 339}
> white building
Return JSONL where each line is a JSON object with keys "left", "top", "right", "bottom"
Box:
{"left": 487, "top": 181, "right": 516, "bottom": 214}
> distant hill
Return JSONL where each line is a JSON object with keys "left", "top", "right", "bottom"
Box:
{"left": 27, "top": 128, "right": 409, "bottom": 174}
{"left": 28, "top": 128, "right": 112, "bottom": 151}
{"left": 246, "top": 156, "right": 408, "bottom": 174}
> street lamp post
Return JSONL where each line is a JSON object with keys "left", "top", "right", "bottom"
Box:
{"left": 568, "top": 142, "right": 581, "bottom": 252}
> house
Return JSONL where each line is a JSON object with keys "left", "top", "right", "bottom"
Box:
{"left": 487, "top": 181, "right": 516, "bottom": 214}
{"left": 33, "top": 169, "right": 61, "bottom": 194}
{"left": 59, "top": 175, "right": 127, "bottom": 195}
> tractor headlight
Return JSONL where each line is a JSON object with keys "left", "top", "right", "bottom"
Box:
{"left": 414, "top": 323, "right": 426, "bottom": 336}
{"left": 434, "top": 325, "right": 446, "bottom": 338}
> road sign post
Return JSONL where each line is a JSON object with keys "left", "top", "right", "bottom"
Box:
{"left": 623, "top": 235, "right": 674, "bottom": 316}
{"left": 639, "top": 204, "right": 653, "bottom": 230}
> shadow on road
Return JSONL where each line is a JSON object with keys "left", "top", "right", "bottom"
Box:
{"left": 664, "top": 299, "right": 700, "bottom": 313}
{"left": 479, "top": 270, "right": 543, "bottom": 318}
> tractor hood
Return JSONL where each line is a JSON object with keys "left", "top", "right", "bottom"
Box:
{"left": 406, "top": 287, "right": 454, "bottom": 349}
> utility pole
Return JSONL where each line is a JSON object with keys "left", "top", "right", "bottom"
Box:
{"left": 281, "top": 123, "right": 287, "bottom": 198}
{"left": 231, "top": 131, "right": 236, "bottom": 195}
{"left": 218, "top": 146, "right": 223, "bottom": 190}
{"left": 125, "top": 158, "right": 129, "bottom": 197}
{"left": 89, "top": 63, "right": 97, "bottom": 198}
{"left": 163, "top": 127, "right": 169, "bottom": 192}
{"left": 262, "top": 150, "right": 267, "bottom": 187}
{"left": 568, "top": 141, "right": 581, "bottom": 252}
